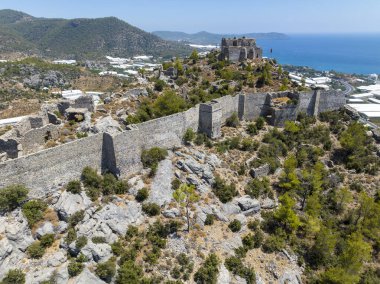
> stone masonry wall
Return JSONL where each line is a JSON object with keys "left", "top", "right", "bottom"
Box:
{"left": 0, "top": 90, "right": 345, "bottom": 196}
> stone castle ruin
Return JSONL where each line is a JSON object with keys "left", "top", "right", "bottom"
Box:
{"left": 0, "top": 90, "right": 345, "bottom": 197}
{"left": 219, "top": 37, "right": 263, "bottom": 62}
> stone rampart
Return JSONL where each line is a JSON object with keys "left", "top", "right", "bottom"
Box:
{"left": 0, "top": 90, "right": 346, "bottom": 195}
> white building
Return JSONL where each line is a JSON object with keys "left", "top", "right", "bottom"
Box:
{"left": 53, "top": 60, "right": 77, "bottom": 65}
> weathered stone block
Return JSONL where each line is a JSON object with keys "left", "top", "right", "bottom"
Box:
{"left": 250, "top": 164, "right": 270, "bottom": 178}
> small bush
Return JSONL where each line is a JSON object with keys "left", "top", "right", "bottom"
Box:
{"left": 172, "top": 179, "right": 181, "bottom": 190}
{"left": 135, "top": 188, "right": 149, "bottom": 202}
{"left": 0, "top": 184, "right": 29, "bottom": 212}
{"left": 226, "top": 112, "right": 239, "bottom": 128}
{"left": 183, "top": 128, "right": 196, "bottom": 144}
{"left": 75, "top": 236, "right": 88, "bottom": 250}
{"left": 246, "top": 123, "right": 258, "bottom": 136}
{"left": 225, "top": 256, "right": 256, "bottom": 284}
{"left": 242, "top": 234, "right": 255, "bottom": 250}
{"left": 212, "top": 176, "right": 238, "bottom": 203}
{"left": 92, "top": 236, "right": 107, "bottom": 244}
{"left": 1, "top": 269, "right": 25, "bottom": 284}
{"left": 66, "top": 227, "right": 77, "bottom": 244}
{"left": 68, "top": 210, "right": 85, "bottom": 227}
{"left": 245, "top": 177, "right": 271, "bottom": 199}
{"left": 111, "top": 241, "right": 123, "bottom": 256}
{"left": 81, "top": 167, "right": 102, "bottom": 188}
{"left": 255, "top": 117, "right": 265, "bottom": 130}
{"left": 193, "top": 253, "right": 220, "bottom": 284}
{"left": 141, "top": 147, "right": 168, "bottom": 172}
{"left": 247, "top": 220, "right": 260, "bottom": 231}
{"left": 22, "top": 200, "right": 48, "bottom": 228}
{"left": 68, "top": 259, "right": 84, "bottom": 277}
{"left": 228, "top": 219, "right": 242, "bottom": 232}
{"left": 67, "top": 180, "right": 81, "bottom": 194}
{"left": 194, "top": 133, "right": 209, "bottom": 146}
{"left": 253, "top": 230, "right": 264, "bottom": 248}
{"left": 142, "top": 203, "right": 161, "bottom": 216}
{"left": 27, "top": 241, "right": 45, "bottom": 259}
{"left": 125, "top": 225, "right": 139, "bottom": 240}
{"left": 85, "top": 186, "right": 101, "bottom": 201}
{"left": 96, "top": 258, "right": 116, "bottom": 283}
{"left": 262, "top": 235, "right": 285, "bottom": 253}
{"left": 204, "top": 214, "right": 215, "bottom": 226}
{"left": 40, "top": 234, "right": 55, "bottom": 248}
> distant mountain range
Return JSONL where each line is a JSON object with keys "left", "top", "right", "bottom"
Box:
{"left": 0, "top": 9, "right": 191, "bottom": 60}
{"left": 152, "top": 31, "right": 288, "bottom": 45}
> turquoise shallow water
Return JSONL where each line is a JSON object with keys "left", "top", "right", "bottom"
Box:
{"left": 256, "top": 34, "right": 380, "bottom": 75}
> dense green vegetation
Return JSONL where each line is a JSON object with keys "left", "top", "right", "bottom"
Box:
{"left": 0, "top": 184, "right": 29, "bottom": 212}
{"left": 0, "top": 269, "right": 26, "bottom": 284}
{"left": 0, "top": 9, "right": 191, "bottom": 59}
{"left": 80, "top": 167, "right": 129, "bottom": 201}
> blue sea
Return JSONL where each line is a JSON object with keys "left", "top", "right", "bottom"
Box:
{"left": 256, "top": 34, "right": 380, "bottom": 75}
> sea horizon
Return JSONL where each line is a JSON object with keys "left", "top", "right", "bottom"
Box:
{"left": 255, "top": 33, "right": 380, "bottom": 75}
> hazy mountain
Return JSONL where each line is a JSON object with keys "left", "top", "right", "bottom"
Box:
{"left": 153, "top": 31, "right": 288, "bottom": 45}
{"left": 0, "top": 10, "right": 191, "bottom": 59}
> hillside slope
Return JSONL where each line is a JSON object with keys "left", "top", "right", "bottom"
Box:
{"left": 0, "top": 10, "right": 191, "bottom": 59}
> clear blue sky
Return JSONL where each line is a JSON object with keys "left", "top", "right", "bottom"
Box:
{"left": 1, "top": 0, "right": 380, "bottom": 34}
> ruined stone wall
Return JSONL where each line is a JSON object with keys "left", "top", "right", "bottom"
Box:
{"left": 242, "top": 93, "right": 270, "bottom": 120}
{"left": 298, "top": 92, "right": 316, "bottom": 115}
{"left": 317, "top": 90, "right": 346, "bottom": 113}
{"left": 0, "top": 90, "right": 346, "bottom": 195}
{"left": 0, "top": 133, "right": 104, "bottom": 198}
{"left": 21, "top": 124, "right": 60, "bottom": 154}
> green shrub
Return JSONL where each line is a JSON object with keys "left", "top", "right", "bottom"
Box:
{"left": 154, "top": 79, "right": 166, "bottom": 92}
{"left": 0, "top": 185, "right": 29, "bottom": 212}
{"left": 194, "top": 133, "right": 209, "bottom": 146}
{"left": 246, "top": 123, "right": 258, "bottom": 136}
{"left": 262, "top": 234, "right": 285, "bottom": 253}
{"left": 22, "top": 200, "right": 48, "bottom": 228}
{"left": 111, "top": 241, "right": 123, "bottom": 256}
{"left": 142, "top": 203, "right": 161, "bottom": 216}
{"left": 85, "top": 186, "right": 101, "bottom": 201}
{"left": 247, "top": 220, "right": 260, "bottom": 231}
{"left": 228, "top": 219, "right": 242, "bottom": 232}
{"left": 125, "top": 225, "right": 139, "bottom": 240}
{"left": 172, "top": 179, "right": 181, "bottom": 190}
{"left": 135, "top": 188, "right": 149, "bottom": 202}
{"left": 119, "top": 248, "right": 138, "bottom": 265}
{"left": 253, "top": 230, "right": 264, "bottom": 248}
{"left": 245, "top": 177, "right": 271, "bottom": 199}
{"left": 102, "top": 173, "right": 117, "bottom": 195}
{"left": 225, "top": 256, "right": 256, "bottom": 284}
{"left": 255, "top": 117, "right": 265, "bottom": 130}
{"left": 92, "top": 236, "right": 107, "bottom": 244}
{"left": 75, "top": 236, "right": 88, "bottom": 250}
{"left": 183, "top": 128, "right": 196, "bottom": 144}
{"left": 193, "top": 253, "right": 220, "bottom": 284}
{"left": 141, "top": 147, "right": 168, "bottom": 171}
{"left": 27, "top": 241, "right": 45, "bottom": 259}
{"left": 242, "top": 234, "right": 255, "bottom": 250}
{"left": 68, "top": 259, "right": 84, "bottom": 277}
{"left": 1, "top": 269, "right": 25, "bottom": 284}
{"left": 96, "top": 258, "right": 116, "bottom": 283}
{"left": 116, "top": 260, "right": 143, "bottom": 284}
{"left": 40, "top": 234, "right": 55, "bottom": 248}
{"left": 212, "top": 176, "right": 238, "bottom": 203}
{"left": 66, "top": 227, "right": 77, "bottom": 244}
{"left": 68, "top": 210, "right": 85, "bottom": 227}
{"left": 113, "top": 180, "right": 129, "bottom": 195}
{"left": 241, "top": 138, "right": 258, "bottom": 152}
{"left": 81, "top": 167, "right": 102, "bottom": 188}
{"left": 204, "top": 214, "right": 215, "bottom": 226}
{"left": 226, "top": 112, "right": 239, "bottom": 128}
{"left": 67, "top": 180, "right": 81, "bottom": 194}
